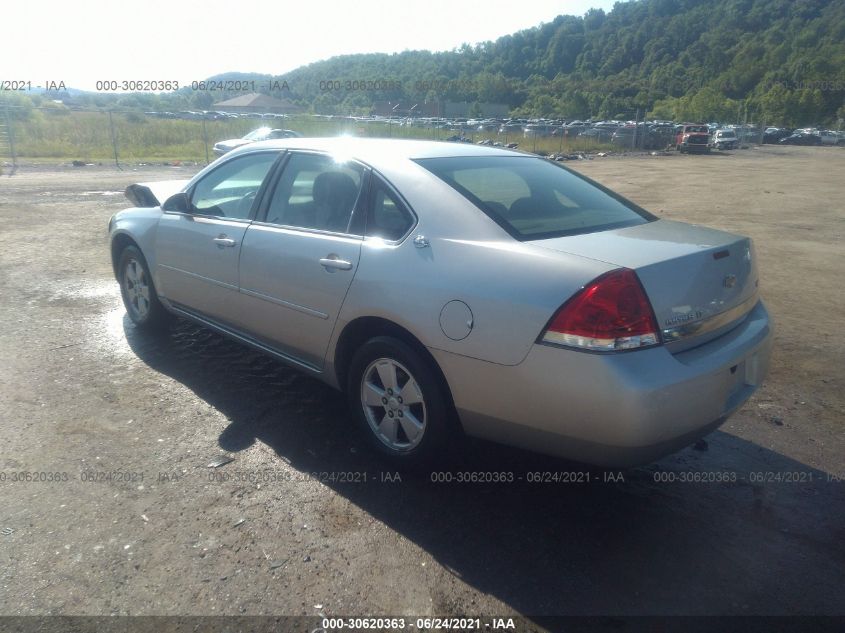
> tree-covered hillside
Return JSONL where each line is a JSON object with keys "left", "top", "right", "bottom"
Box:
{"left": 268, "top": 0, "right": 845, "bottom": 125}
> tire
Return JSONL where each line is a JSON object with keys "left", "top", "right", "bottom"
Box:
{"left": 117, "top": 245, "right": 170, "bottom": 330}
{"left": 347, "top": 336, "right": 455, "bottom": 467}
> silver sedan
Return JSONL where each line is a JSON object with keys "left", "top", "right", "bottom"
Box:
{"left": 109, "top": 138, "right": 772, "bottom": 467}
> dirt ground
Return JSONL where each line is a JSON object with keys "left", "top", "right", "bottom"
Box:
{"left": 0, "top": 145, "right": 843, "bottom": 622}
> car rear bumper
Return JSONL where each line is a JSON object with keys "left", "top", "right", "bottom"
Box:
{"left": 431, "top": 300, "right": 772, "bottom": 467}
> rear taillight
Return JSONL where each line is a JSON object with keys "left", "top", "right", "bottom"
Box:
{"left": 540, "top": 268, "right": 660, "bottom": 352}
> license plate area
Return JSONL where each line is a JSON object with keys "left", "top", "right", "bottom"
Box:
{"left": 725, "top": 351, "right": 760, "bottom": 412}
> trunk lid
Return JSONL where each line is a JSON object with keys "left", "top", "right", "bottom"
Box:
{"left": 533, "top": 219, "right": 759, "bottom": 352}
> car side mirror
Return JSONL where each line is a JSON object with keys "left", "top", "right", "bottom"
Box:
{"left": 162, "top": 192, "right": 191, "bottom": 213}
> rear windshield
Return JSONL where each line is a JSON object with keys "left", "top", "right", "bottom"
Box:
{"left": 416, "top": 155, "right": 654, "bottom": 240}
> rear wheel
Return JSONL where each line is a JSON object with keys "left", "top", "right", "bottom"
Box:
{"left": 117, "top": 245, "right": 170, "bottom": 330}
{"left": 348, "top": 336, "right": 454, "bottom": 467}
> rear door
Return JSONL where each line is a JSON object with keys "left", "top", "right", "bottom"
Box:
{"left": 155, "top": 151, "right": 279, "bottom": 324}
{"left": 237, "top": 152, "right": 368, "bottom": 369}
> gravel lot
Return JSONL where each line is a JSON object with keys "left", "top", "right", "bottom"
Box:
{"left": 0, "top": 145, "right": 843, "bottom": 620}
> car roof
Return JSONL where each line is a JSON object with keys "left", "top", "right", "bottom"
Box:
{"left": 230, "top": 136, "right": 527, "bottom": 168}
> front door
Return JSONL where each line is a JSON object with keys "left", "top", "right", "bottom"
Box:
{"left": 154, "top": 151, "right": 279, "bottom": 325}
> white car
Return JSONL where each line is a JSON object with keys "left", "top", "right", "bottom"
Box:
{"left": 212, "top": 127, "right": 301, "bottom": 156}
{"left": 818, "top": 130, "right": 844, "bottom": 145}
{"left": 711, "top": 129, "right": 739, "bottom": 150}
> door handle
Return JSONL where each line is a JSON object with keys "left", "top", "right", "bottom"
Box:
{"left": 213, "top": 235, "right": 237, "bottom": 248}
{"left": 319, "top": 256, "right": 353, "bottom": 271}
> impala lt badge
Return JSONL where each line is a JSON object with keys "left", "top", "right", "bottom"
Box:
{"left": 665, "top": 310, "right": 704, "bottom": 326}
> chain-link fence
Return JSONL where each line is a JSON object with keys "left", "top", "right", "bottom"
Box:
{"left": 0, "top": 105, "right": 782, "bottom": 174}
{"left": 1, "top": 104, "right": 19, "bottom": 176}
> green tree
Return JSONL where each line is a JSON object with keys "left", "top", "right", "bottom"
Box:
{"left": 758, "top": 82, "right": 791, "bottom": 126}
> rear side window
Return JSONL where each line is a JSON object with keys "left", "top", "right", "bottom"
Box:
{"left": 366, "top": 179, "right": 415, "bottom": 241}
{"left": 264, "top": 153, "right": 365, "bottom": 233}
{"left": 416, "top": 156, "right": 653, "bottom": 240}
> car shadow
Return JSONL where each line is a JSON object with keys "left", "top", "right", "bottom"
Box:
{"left": 124, "top": 317, "right": 845, "bottom": 617}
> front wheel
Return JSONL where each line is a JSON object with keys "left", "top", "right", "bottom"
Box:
{"left": 348, "top": 336, "right": 455, "bottom": 467}
{"left": 117, "top": 245, "right": 170, "bottom": 329}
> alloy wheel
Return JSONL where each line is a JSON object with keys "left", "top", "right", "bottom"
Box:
{"left": 360, "top": 358, "right": 427, "bottom": 452}
{"left": 123, "top": 258, "right": 151, "bottom": 320}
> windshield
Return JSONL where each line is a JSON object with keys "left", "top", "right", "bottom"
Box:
{"left": 416, "top": 155, "right": 654, "bottom": 240}
{"left": 686, "top": 126, "right": 709, "bottom": 133}
{"left": 243, "top": 127, "right": 272, "bottom": 141}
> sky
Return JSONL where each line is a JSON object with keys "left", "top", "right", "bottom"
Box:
{"left": 3, "top": 0, "right": 618, "bottom": 92}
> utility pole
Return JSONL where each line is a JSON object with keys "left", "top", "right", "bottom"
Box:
{"left": 742, "top": 101, "right": 748, "bottom": 145}
{"left": 202, "top": 119, "right": 210, "bottom": 164}
{"left": 108, "top": 111, "right": 122, "bottom": 170}
{"left": 632, "top": 108, "right": 640, "bottom": 151}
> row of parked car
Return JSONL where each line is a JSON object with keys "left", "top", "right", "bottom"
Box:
{"left": 404, "top": 117, "right": 845, "bottom": 149}
{"left": 145, "top": 110, "right": 290, "bottom": 121}
{"left": 764, "top": 127, "right": 845, "bottom": 145}
{"left": 455, "top": 121, "right": 845, "bottom": 154}
{"left": 212, "top": 121, "right": 845, "bottom": 158}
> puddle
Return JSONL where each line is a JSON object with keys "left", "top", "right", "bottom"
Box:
{"left": 97, "top": 305, "right": 135, "bottom": 357}
{"left": 42, "top": 278, "right": 116, "bottom": 302}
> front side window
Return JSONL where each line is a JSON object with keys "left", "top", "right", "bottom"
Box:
{"left": 416, "top": 156, "right": 653, "bottom": 240}
{"left": 191, "top": 152, "right": 277, "bottom": 219}
{"left": 264, "top": 153, "right": 365, "bottom": 233}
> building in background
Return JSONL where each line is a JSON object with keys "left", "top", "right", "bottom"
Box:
{"left": 213, "top": 93, "right": 303, "bottom": 115}
{"left": 442, "top": 101, "right": 509, "bottom": 118}
{"left": 371, "top": 101, "right": 441, "bottom": 117}
{"left": 371, "top": 100, "right": 509, "bottom": 118}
